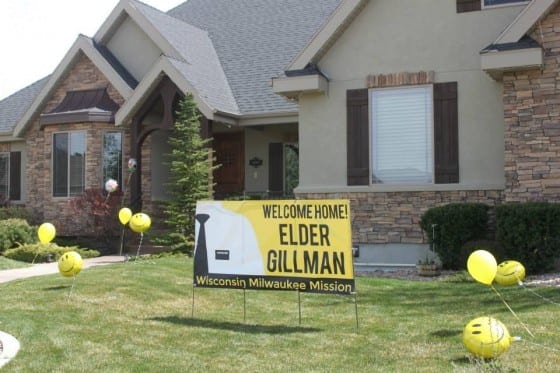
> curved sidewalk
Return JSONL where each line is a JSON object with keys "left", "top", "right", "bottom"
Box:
{"left": 0, "top": 256, "right": 124, "bottom": 284}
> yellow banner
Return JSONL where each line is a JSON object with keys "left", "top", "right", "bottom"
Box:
{"left": 193, "top": 200, "right": 355, "bottom": 294}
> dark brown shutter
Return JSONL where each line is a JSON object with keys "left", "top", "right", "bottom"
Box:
{"left": 347, "top": 89, "right": 369, "bottom": 185}
{"left": 268, "top": 143, "right": 283, "bottom": 195}
{"left": 434, "top": 82, "right": 459, "bottom": 184}
{"left": 457, "top": 0, "right": 481, "bottom": 13}
{"left": 9, "top": 151, "right": 21, "bottom": 200}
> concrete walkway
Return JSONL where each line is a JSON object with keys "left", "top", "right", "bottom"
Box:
{"left": 0, "top": 255, "right": 125, "bottom": 284}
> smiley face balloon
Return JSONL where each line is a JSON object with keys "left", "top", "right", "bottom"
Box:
{"left": 495, "top": 260, "right": 525, "bottom": 286}
{"left": 129, "top": 213, "right": 151, "bottom": 233}
{"left": 463, "top": 316, "right": 512, "bottom": 358}
{"left": 58, "top": 251, "right": 83, "bottom": 277}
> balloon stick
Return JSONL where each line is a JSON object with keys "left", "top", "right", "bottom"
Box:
{"left": 67, "top": 274, "right": 77, "bottom": 302}
{"left": 520, "top": 283, "right": 560, "bottom": 307}
{"left": 491, "top": 284, "right": 534, "bottom": 338}
{"left": 135, "top": 233, "right": 144, "bottom": 261}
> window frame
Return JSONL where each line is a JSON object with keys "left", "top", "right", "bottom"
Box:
{"left": 482, "top": 0, "right": 529, "bottom": 9}
{"left": 369, "top": 85, "right": 435, "bottom": 185}
{"left": 52, "top": 130, "right": 87, "bottom": 198}
{"left": 102, "top": 131, "right": 123, "bottom": 189}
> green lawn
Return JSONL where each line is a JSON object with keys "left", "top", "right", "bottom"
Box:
{"left": 0, "top": 256, "right": 559, "bottom": 372}
{"left": 0, "top": 256, "right": 30, "bottom": 270}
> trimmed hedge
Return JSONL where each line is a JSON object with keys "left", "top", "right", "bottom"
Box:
{"left": 420, "top": 203, "right": 490, "bottom": 270}
{"left": 0, "top": 218, "right": 36, "bottom": 254}
{"left": 496, "top": 202, "right": 560, "bottom": 274}
{"left": 4, "top": 243, "right": 100, "bottom": 263}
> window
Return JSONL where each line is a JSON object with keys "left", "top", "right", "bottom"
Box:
{"left": 103, "top": 132, "right": 122, "bottom": 188}
{"left": 53, "top": 132, "right": 86, "bottom": 197}
{"left": 347, "top": 82, "right": 458, "bottom": 186}
{"left": 457, "top": 0, "right": 528, "bottom": 13}
{"left": 483, "top": 0, "right": 528, "bottom": 7}
{"left": 370, "top": 86, "right": 433, "bottom": 184}
{"left": 0, "top": 154, "right": 8, "bottom": 200}
{"left": 0, "top": 152, "right": 22, "bottom": 201}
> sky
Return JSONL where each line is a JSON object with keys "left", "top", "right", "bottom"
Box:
{"left": 0, "top": 0, "right": 186, "bottom": 100}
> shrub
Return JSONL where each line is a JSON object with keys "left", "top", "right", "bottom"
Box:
{"left": 69, "top": 188, "right": 122, "bottom": 241}
{"left": 420, "top": 203, "right": 490, "bottom": 270}
{"left": 0, "top": 218, "right": 36, "bottom": 254}
{"left": 4, "top": 243, "right": 100, "bottom": 263}
{"left": 495, "top": 202, "right": 560, "bottom": 274}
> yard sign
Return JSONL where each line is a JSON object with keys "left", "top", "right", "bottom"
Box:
{"left": 193, "top": 200, "right": 355, "bottom": 294}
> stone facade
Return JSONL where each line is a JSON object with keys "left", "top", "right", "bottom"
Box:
{"left": 298, "top": 190, "right": 502, "bottom": 244}
{"left": 23, "top": 53, "right": 130, "bottom": 236}
{"left": 502, "top": 4, "right": 560, "bottom": 203}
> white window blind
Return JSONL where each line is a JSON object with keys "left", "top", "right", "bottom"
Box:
{"left": 371, "top": 86, "right": 433, "bottom": 184}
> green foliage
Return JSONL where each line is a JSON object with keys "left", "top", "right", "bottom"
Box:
{"left": 4, "top": 242, "right": 100, "bottom": 263}
{"left": 496, "top": 202, "right": 560, "bottom": 274}
{"left": 163, "top": 94, "right": 217, "bottom": 255}
{"left": 420, "top": 203, "right": 489, "bottom": 270}
{"left": 0, "top": 218, "right": 36, "bottom": 254}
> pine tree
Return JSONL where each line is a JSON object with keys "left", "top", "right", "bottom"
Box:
{"left": 164, "top": 94, "right": 215, "bottom": 254}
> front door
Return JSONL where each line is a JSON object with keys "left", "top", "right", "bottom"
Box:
{"left": 213, "top": 132, "right": 244, "bottom": 198}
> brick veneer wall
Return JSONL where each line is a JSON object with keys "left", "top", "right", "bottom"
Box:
{"left": 502, "top": 5, "right": 560, "bottom": 202}
{"left": 297, "top": 190, "right": 502, "bottom": 244}
{"left": 24, "top": 53, "right": 130, "bottom": 235}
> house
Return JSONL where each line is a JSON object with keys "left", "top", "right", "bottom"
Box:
{"left": 0, "top": 0, "right": 341, "bottom": 236}
{"left": 0, "top": 0, "right": 558, "bottom": 267}
{"left": 273, "top": 0, "right": 560, "bottom": 268}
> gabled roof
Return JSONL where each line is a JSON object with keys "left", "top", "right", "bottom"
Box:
{"left": 168, "top": 0, "right": 343, "bottom": 115}
{"left": 3, "top": 0, "right": 344, "bottom": 135}
{"left": 284, "top": 0, "right": 368, "bottom": 71}
{"left": 0, "top": 76, "right": 50, "bottom": 136}
{"left": 95, "top": 0, "right": 239, "bottom": 119}
{"left": 12, "top": 35, "right": 134, "bottom": 138}
{"left": 491, "top": 0, "right": 559, "bottom": 45}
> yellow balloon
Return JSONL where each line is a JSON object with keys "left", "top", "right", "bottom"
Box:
{"left": 38, "top": 222, "right": 56, "bottom": 244}
{"left": 58, "top": 251, "right": 83, "bottom": 277}
{"left": 129, "top": 213, "right": 151, "bottom": 233}
{"left": 463, "top": 316, "right": 512, "bottom": 358}
{"left": 495, "top": 260, "right": 525, "bottom": 286}
{"left": 467, "top": 250, "right": 497, "bottom": 285}
{"left": 118, "top": 207, "right": 133, "bottom": 225}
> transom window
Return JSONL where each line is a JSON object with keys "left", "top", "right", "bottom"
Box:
{"left": 370, "top": 86, "right": 433, "bottom": 184}
{"left": 53, "top": 131, "right": 86, "bottom": 197}
{"left": 102, "top": 131, "right": 123, "bottom": 188}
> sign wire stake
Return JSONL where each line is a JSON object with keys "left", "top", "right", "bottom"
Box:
{"left": 191, "top": 285, "right": 195, "bottom": 318}
{"left": 298, "top": 290, "right": 302, "bottom": 325}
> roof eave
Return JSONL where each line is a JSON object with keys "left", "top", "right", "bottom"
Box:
{"left": 481, "top": 47, "right": 543, "bottom": 81}
{"left": 272, "top": 74, "right": 329, "bottom": 100}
